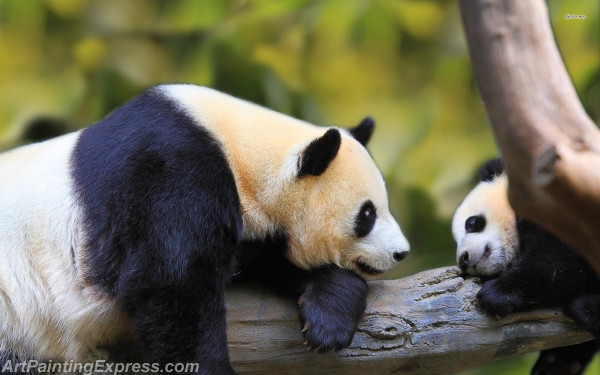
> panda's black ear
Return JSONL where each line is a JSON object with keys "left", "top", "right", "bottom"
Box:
{"left": 480, "top": 158, "right": 505, "bottom": 182}
{"left": 298, "top": 129, "right": 341, "bottom": 177}
{"left": 349, "top": 116, "right": 375, "bottom": 146}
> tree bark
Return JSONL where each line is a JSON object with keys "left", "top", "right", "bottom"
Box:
{"left": 226, "top": 267, "right": 592, "bottom": 374}
{"left": 458, "top": 0, "right": 600, "bottom": 275}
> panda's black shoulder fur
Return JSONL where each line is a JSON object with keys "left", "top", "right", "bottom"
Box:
{"left": 71, "top": 87, "right": 242, "bottom": 369}
{"left": 476, "top": 158, "right": 600, "bottom": 374}
{"left": 72, "top": 87, "right": 242, "bottom": 291}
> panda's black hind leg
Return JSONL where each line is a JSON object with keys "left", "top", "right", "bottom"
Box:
{"left": 531, "top": 340, "right": 600, "bottom": 375}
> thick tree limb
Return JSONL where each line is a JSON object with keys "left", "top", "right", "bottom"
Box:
{"left": 226, "top": 267, "right": 592, "bottom": 374}
{"left": 459, "top": 0, "right": 600, "bottom": 274}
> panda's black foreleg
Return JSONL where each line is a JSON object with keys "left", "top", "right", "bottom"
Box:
{"left": 477, "top": 245, "right": 591, "bottom": 318}
{"left": 476, "top": 263, "right": 536, "bottom": 317}
{"left": 531, "top": 340, "right": 600, "bottom": 375}
{"left": 118, "top": 256, "right": 236, "bottom": 375}
{"left": 128, "top": 284, "right": 233, "bottom": 374}
{"left": 235, "top": 237, "right": 368, "bottom": 352}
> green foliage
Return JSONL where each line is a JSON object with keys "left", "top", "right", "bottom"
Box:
{"left": 0, "top": 1, "right": 598, "bottom": 373}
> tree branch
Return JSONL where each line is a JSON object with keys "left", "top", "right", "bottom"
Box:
{"left": 226, "top": 267, "right": 592, "bottom": 374}
{"left": 458, "top": 0, "right": 600, "bottom": 275}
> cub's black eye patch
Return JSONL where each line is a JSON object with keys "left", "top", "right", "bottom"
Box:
{"left": 465, "top": 215, "right": 486, "bottom": 233}
{"left": 355, "top": 200, "right": 376, "bottom": 238}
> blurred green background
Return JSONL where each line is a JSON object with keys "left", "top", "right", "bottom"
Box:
{"left": 0, "top": 0, "right": 598, "bottom": 373}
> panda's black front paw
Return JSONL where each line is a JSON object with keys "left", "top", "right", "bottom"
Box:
{"left": 298, "top": 295, "right": 356, "bottom": 352}
{"left": 476, "top": 278, "right": 523, "bottom": 318}
{"left": 297, "top": 266, "right": 368, "bottom": 352}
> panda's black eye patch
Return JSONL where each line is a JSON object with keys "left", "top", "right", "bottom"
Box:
{"left": 465, "top": 215, "right": 486, "bottom": 233}
{"left": 355, "top": 200, "right": 377, "bottom": 238}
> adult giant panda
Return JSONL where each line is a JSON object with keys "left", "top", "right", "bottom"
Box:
{"left": 452, "top": 158, "right": 600, "bottom": 375}
{"left": 0, "top": 85, "right": 410, "bottom": 374}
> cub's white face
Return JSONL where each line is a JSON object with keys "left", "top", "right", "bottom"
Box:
{"left": 281, "top": 133, "right": 410, "bottom": 279}
{"left": 452, "top": 174, "right": 518, "bottom": 276}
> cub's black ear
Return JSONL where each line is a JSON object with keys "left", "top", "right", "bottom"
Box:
{"left": 480, "top": 158, "right": 505, "bottom": 182}
{"left": 349, "top": 117, "right": 375, "bottom": 146}
{"left": 298, "top": 129, "right": 341, "bottom": 177}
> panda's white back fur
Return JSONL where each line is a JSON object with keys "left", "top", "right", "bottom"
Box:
{"left": 0, "top": 133, "right": 129, "bottom": 360}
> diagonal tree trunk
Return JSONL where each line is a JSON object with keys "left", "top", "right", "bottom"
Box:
{"left": 458, "top": 0, "right": 600, "bottom": 275}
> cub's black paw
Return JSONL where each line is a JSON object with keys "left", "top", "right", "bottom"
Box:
{"left": 566, "top": 295, "right": 600, "bottom": 338}
{"left": 531, "top": 341, "right": 599, "bottom": 375}
{"left": 476, "top": 278, "right": 523, "bottom": 318}
{"left": 298, "top": 266, "right": 368, "bottom": 352}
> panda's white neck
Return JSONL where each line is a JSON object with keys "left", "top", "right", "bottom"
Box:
{"left": 211, "top": 130, "right": 313, "bottom": 241}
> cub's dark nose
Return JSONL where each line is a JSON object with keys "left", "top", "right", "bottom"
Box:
{"left": 458, "top": 251, "right": 470, "bottom": 271}
{"left": 393, "top": 251, "right": 408, "bottom": 262}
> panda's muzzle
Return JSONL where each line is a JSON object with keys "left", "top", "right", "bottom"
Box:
{"left": 458, "top": 251, "right": 470, "bottom": 271}
{"left": 458, "top": 244, "right": 493, "bottom": 274}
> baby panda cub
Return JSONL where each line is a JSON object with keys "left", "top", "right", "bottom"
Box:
{"left": 452, "top": 158, "right": 600, "bottom": 375}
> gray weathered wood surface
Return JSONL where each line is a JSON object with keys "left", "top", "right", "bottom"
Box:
{"left": 226, "top": 267, "right": 593, "bottom": 374}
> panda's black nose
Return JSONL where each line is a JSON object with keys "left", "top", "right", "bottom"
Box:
{"left": 393, "top": 251, "right": 408, "bottom": 262}
{"left": 458, "top": 252, "right": 470, "bottom": 270}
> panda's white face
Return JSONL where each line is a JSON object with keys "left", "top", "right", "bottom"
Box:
{"left": 280, "top": 133, "right": 410, "bottom": 279}
{"left": 452, "top": 174, "right": 518, "bottom": 277}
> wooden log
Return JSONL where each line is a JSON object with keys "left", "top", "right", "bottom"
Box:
{"left": 458, "top": 0, "right": 600, "bottom": 275}
{"left": 226, "top": 267, "right": 592, "bottom": 374}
